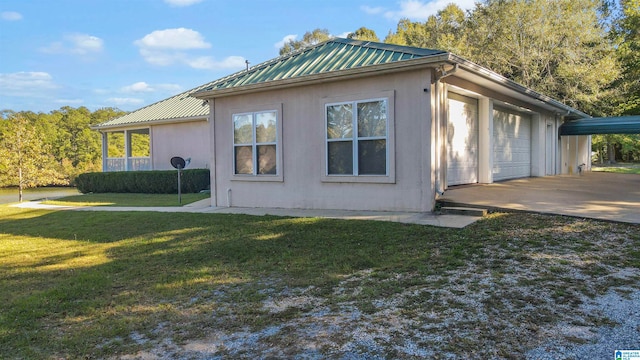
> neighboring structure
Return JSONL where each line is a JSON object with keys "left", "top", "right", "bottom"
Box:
{"left": 93, "top": 38, "right": 593, "bottom": 212}
{"left": 190, "top": 38, "right": 591, "bottom": 212}
{"left": 91, "top": 82, "right": 213, "bottom": 172}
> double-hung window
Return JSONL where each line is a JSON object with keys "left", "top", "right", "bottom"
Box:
{"left": 326, "top": 98, "right": 388, "bottom": 176}
{"left": 233, "top": 110, "right": 278, "bottom": 176}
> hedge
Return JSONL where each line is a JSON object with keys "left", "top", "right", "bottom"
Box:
{"left": 75, "top": 169, "right": 210, "bottom": 194}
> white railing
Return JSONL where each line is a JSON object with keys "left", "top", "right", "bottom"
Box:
{"left": 105, "top": 157, "right": 151, "bottom": 172}
{"left": 106, "top": 158, "right": 125, "bottom": 172}
{"left": 127, "top": 157, "right": 151, "bottom": 171}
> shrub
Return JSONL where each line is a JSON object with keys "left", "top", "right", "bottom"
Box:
{"left": 75, "top": 169, "right": 210, "bottom": 194}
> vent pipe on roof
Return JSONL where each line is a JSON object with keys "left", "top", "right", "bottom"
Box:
{"left": 245, "top": 60, "right": 250, "bottom": 72}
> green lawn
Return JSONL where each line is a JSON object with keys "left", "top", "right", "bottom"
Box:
{"left": 43, "top": 192, "right": 210, "bottom": 207}
{"left": 592, "top": 162, "right": 640, "bottom": 174}
{"left": 0, "top": 205, "right": 638, "bottom": 359}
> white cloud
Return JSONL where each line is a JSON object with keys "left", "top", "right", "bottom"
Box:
{"left": 375, "top": 0, "right": 476, "bottom": 22}
{"left": 120, "top": 81, "right": 182, "bottom": 93}
{"left": 186, "top": 55, "right": 246, "bottom": 70}
{"left": 0, "top": 72, "right": 58, "bottom": 96}
{"left": 54, "top": 99, "right": 84, "bottom": 105}
{"left": 121, "top": 81, "right": 154, "bottom": 93}
{"left": 164, "top": 0, "right": 203, "bottom": 6}
{"left": 134, "top": 28, "right": 210, "bottom": 50}
{"left": 106, "top": 97, "right": 145, "bottom": 106}
{"left": 41, "top": 33, "right": 104, "bottom": 55}
{"left": 134, "top": 28, "right": 243, "bottom": 70}
{"left": 274, "top": 34, "right": 298, "bottom": 49}
{"left": 361, "top": 5, "right": 384, "bottom": 15}
{"left": 1, "top": 11, "right": 22, "bottom": 21}
{"left": 68, "top": 34, "right": 104, "bottom": 54}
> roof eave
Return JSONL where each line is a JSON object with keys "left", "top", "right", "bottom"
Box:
{"left": 90, "top": 115, "right": 208, "bottom": 131}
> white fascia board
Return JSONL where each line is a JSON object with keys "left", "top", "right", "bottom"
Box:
{"left": 90, "top": 115, "right": 208, "bottom": 131}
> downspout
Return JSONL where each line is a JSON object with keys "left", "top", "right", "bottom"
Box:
{"left": 433, "top": 63, "right": 458, "bottom": 196}
{"left": 209, "top": 98, "right": 218, "bottom": 207}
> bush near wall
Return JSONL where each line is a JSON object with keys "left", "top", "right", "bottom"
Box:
{"left": 75, "top": 169, "right": 210, "bottom": 194}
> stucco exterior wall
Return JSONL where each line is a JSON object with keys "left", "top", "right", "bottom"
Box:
{"left": 151, "top": 120, "right": 211, "bottom": 170}
{"left": 210, "top": 69, "right": 434, "bottom": 212}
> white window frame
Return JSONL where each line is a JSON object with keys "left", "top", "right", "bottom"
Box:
{"left": 231, "top": 105, "right": 283, "bottom": 182}
{"left": 322, "top": 91, "right": 395, "bottom": 184}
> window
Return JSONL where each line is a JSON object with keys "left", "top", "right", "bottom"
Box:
{"left": 326, "top": 99, "right": 388, "bottom": 176}
{"left": 233, "top": 110, "right": 278, "bottom": 176}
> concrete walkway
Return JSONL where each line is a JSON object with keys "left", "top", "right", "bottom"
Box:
{"left": 439, "top": 172, "right": 640, "bottom": 224}
{"left": 10, "top": 198, "right": 480, "bottom": 229}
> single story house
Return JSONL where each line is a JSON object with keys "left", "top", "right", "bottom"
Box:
{"left": 93, "top": 38, "right": 593, "bottom": 212}
{"left": 190, "top": 38, "right": 590, "bottom": 212}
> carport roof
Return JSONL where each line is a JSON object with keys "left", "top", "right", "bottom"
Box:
{"left": 559, "top": 116, "right": 640, "bottom": 135}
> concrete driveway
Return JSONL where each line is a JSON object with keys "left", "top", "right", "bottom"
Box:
{"left": 439, "top": 172, "right": 640, "bottom": 224}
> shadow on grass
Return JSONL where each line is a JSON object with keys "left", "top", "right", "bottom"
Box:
{"left": 0, "top": 208, "right": 478, "bottom": 357}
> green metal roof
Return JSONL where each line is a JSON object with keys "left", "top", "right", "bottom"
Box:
{"left": 196, "top": 38, "right": 446, "bottom": 93}
{"left": 559, "top": 116, "right": 640, "bottom": 135}
{"left": 95, "top": 38, "right": 445, "bottom": 129}
{"left": 92, "top": 81, "right": 215, "bottom": 130}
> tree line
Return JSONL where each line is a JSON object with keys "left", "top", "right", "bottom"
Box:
{"left": 0, "top": 107, "right": 125, "bottom": 198}
{"left": 1, "top": 0, "right": 639, "bottom": 196}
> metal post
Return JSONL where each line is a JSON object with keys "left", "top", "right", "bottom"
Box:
{"left": 177, "top": 167, "right": 182, "bottom": 205}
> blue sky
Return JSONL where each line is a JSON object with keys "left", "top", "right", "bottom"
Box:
{"left": 0, "top": 0, "right": 475, "bottom": 113}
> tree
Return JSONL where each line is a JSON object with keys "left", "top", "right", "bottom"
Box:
{"left": 347, "top": 27, "right": 380, "bottom": 42}
{"left": 384, "top": 18, "right": 430, "bottom": 47}
{"left": 384, "top": 4, "right": 466, "bottom": 52}
{"left": 383, "top": 0, "right": 619, "bottom": 116}
{"left": 0, "top": 114, "right": 65, "bottom": 201}
{"left": 614, "top": 0, "right": 640, "bottom": 115}
{"left": 279, "top": 28, "right": 332, "bottom": 55}
{"left": 461, "top": 0, "right": 619, "bottom": 116}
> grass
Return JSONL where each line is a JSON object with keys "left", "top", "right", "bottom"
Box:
{"left": 592, "top": 162, "right": 640, "bottom": 174}
{"left": 0, "top": 205, "right": 638, "bottom": 359}
{"left": 42, "top": 192, "right": 210, "bottom": 207}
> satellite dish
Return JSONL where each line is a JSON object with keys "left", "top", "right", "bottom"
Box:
{"left": 170, "top": 156, "right": 186, "bottom": 169}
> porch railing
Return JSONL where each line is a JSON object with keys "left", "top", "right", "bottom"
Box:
{"left": 105, "top": 157, "right": 151, "bottom": 172}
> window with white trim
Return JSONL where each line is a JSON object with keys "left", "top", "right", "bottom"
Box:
{"left": 233, "top": 110, "right": 278, "bottom": 175}
{"left": 326, "top": 99, "right": 388, "bottom": 176}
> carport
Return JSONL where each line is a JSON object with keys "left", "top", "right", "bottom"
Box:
{"left": 438, "top": 172, "right": 640, "bottom": 224}
{"left": 558, "top": 115, "right": 640, "bottom": 174}
{"left": 440, "top": 116, "right": 640, "bottom": 223}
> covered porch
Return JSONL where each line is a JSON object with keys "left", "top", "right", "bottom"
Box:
{"left": 100, "top": 128, "right": 151, "bottom": 172}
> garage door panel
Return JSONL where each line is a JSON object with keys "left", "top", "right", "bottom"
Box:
{"left": 493, "top": 108, "right": 531, "bottom": 181}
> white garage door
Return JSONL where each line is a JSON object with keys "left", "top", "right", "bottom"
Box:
{"left": 447, "top": 93, "right": 478, "bottom": 186}
{"left": 493, "top": 108, "right": 531, "bottom": 181}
